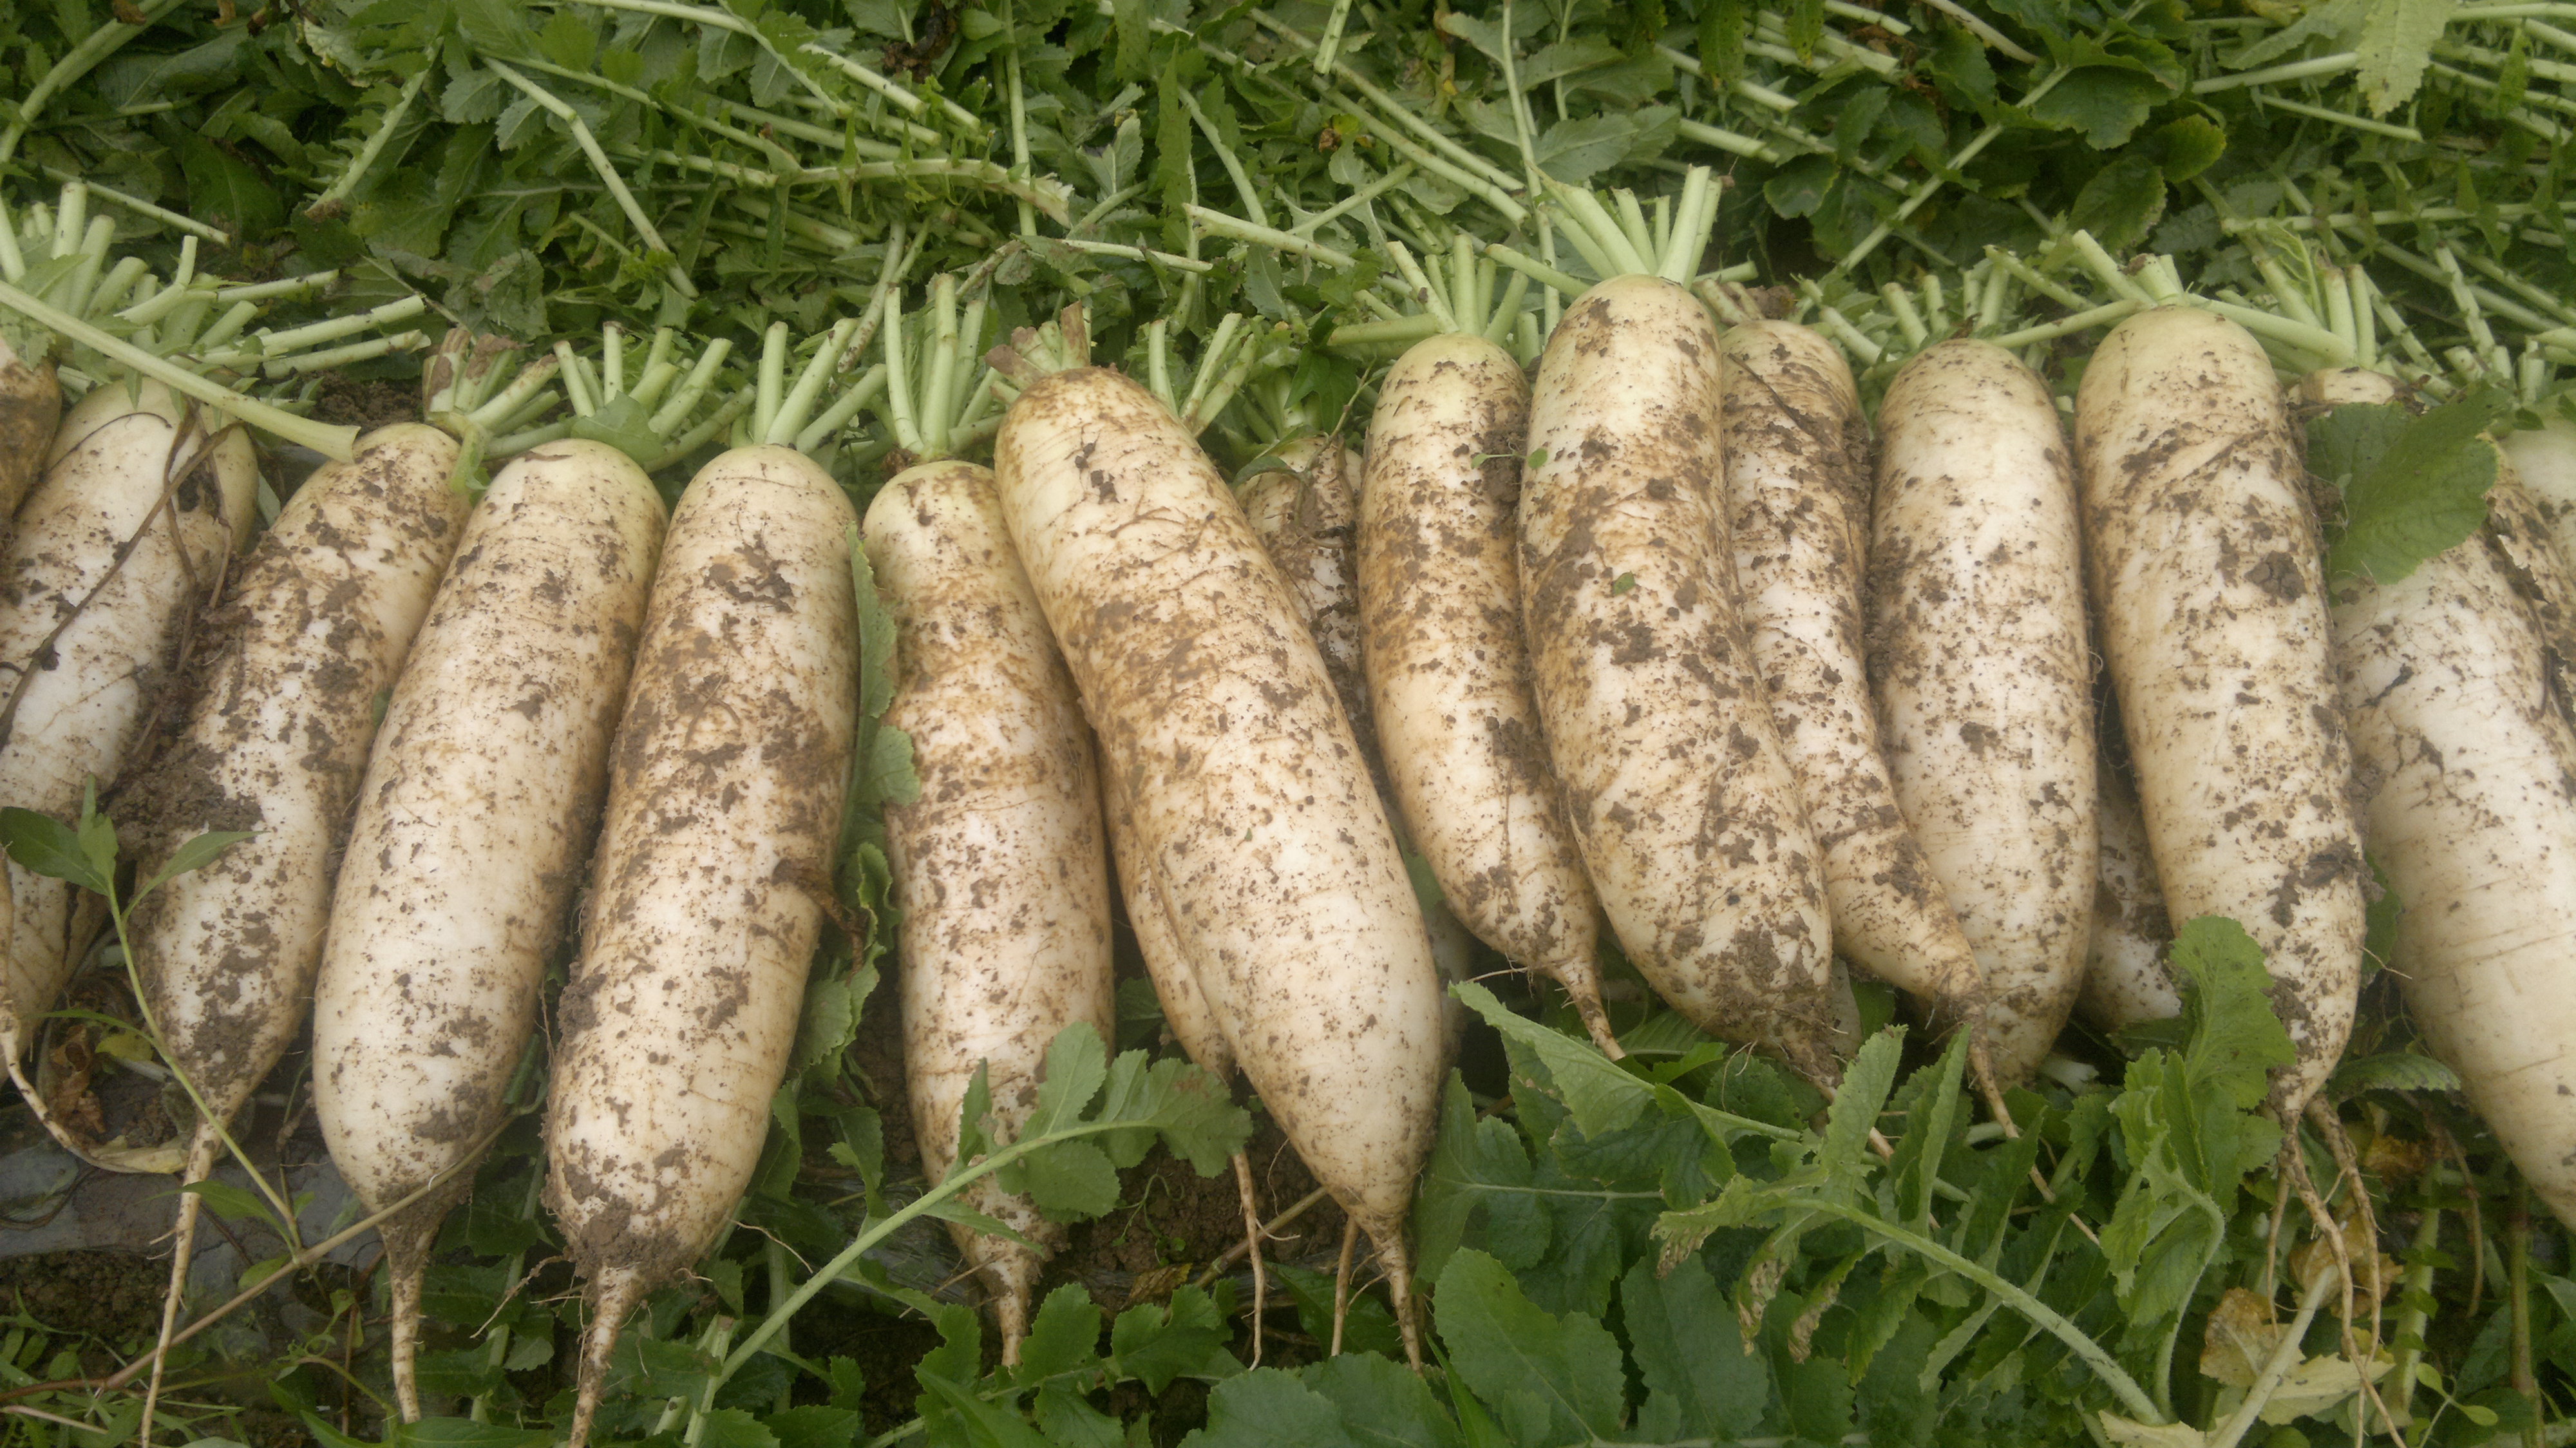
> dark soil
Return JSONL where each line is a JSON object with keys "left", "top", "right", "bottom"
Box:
{"left": 0, "top": 1250, "right": 164, "bottom": 1356}
{"left": 308, "top": 374, "right": 416, "bottom": 431}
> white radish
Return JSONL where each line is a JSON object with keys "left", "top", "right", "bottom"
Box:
{"left": 2498, "top": 414, "right": 2576, "bottom": 578}
{"left": 1104, "top": 778, "right": 1232, "bottom": 1080}
{"left": 993, "top": 361, "right": 1444, "bottom": 1362}
{"left": 2331, "top": 482, "right": 2576, "bottom": 1228}
{"left": 122, "top": 423, "right": 468, "bottom": 1435}
{"left": 2478, "top": 458, "right": 2576, "bottom": 719}
{"left": 1517, "top": 274, "right": 1837, "bottom": 1080}
{"left": 0, "top": 383, "right": 254, "bottom": 1134}
{"left": 866, "top": 457, "right": 1115, "bottom": 1362}
{"left": 1868, "top": 339, "right": 2096, "bottom": 1086}
{"left": 1357, "top": 331, "right": 1614, "bottom": 1052}
{"left": 1720, "top": 321, "right": 1988, "bottom": 1040}
{"left": 310, "top": 438, "right": 666, "bottom": 1421}
{"left": 547, "top": 446, "right": 857, "bottom": 1447}
{"left": 2073, "top": 308, "right": 2367, "bottom": 1116}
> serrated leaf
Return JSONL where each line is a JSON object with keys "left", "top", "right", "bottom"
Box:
{"left": 697, "top": 1407, "right": 781, "bottom": 1448}
{"left": 1274, "top": 1264, "right": 1403, "bottom": 1360}
{"left": 2315, "top": 390, "right": 2514, "bottom": 584}
{"left": 1019, "top": 1139, "right": 1121, "bottom": 1219}
{"left": 761, "top": 1407, "right": 862, "bottom": 1448}
{"left": 1016, "top": 1286, "right": 1104, "bottom": 1382}
{"left": 1432, "top": 1250, "right": 1625, "bottom": 1448}
{"left": 921, "top": 1372, "right": 1051, "bottom": 1448}
{"left": 2069, "top": 153, "right": 2167, "bottom": 252}
{"left": 2170, "top": 915, "right": 2295, "bottom": 1110}
{"left": 2152, "top": 114, "right": 2226, "bottom": 181}
{"left": 1620, "top": 1254, "right": 1769, "bottom": 1438}
{"left": 1414, "top": 1074, "right": 1544, "bottom": 1283}
{"left": 1765, "top": 155, "right": 1835, "bottom": 220}
{"left": 1177, "top": 1369, "right": 1352, "bottom": 1448}
{"left": 1302, "top": 1353, "right": 1459, "bottom": 1448}
{"left": 1453, "top": 982, "right": 1649, "bottom": 1139}
{"left": 2028, "top": 68, "right": 2170, "bottom": 148}
{"left": 1110, "top": 1286, "right": 1238, "bottom": 1394}
{"left": 2356, "top": 0, "right": 2454, "bottom": 113}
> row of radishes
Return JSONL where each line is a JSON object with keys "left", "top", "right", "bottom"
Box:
{"left": 864, "top": 238, "right": 2576, "bottom": 1409}
{"left": 3, "top": 180, "right": 2572, "bottom": 1445}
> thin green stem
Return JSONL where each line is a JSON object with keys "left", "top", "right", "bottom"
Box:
{"left": 486, "top": 62, "right": 698, "bottom": 298}
{"left": 0, "top": 279, "right": 359, "bottom": 457}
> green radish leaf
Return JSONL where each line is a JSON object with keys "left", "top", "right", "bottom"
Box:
{"left": 2152, "top": 114, "right": 2227, "bottom": 181}
{"left": 1303, "top": 1351, "right": 1458, "bottom": 1448}
{"left": 1765, "top": 154, "right": 1835, "bottom": 220}
{"left": 1698, "top": 0, "right": 1754, "bottom": 84}
{"left": 2313, "top": 389, "right": 2514, "bottom": 584}
{"left": 2028, "top": 68, "right": 2171, "bottom": 148}
{"left": 180, "top": 1178, "right": 283, "bottom": 1230}
{"left": 2329, "top": 1051, "right": 2463, "bottom": 1098}
{"left": 1177, "top": 1368, "right": 1350, "bottom": 1448}
{"left": 137, "top": 830, "right": 254, "bottom": 900}
{"left": 1413, "top": 1074, "right": 1544, "bottom": 1283}
{"left": 175, "top": 130, "right": 285, "bottom": 242}
{"left": 1434, "top": 1250, "right": 1626, "bottom": 1448}
{"left": 1032, "top": 1384, "right": 1125, "bottom": 1448}
{"left": 1023, "top": 1020, "right": 1111, "bottom": 1139}
{"left": 1619, "top": 1254, "right": 1769, "bottom": 1438}
{"left": 1016, "top": 1286, "right": 1104, "bottom": 1384}
{"left": 2168, "top": 915, "right": 2296, "bottom": 1112}
{"left": 2356, "top": 0, "right": 2454, "bottom": 114}
{"left": 75, "top": 781, "right": 118, "bottom": 891}
{"left": 2069, "top": 153, "right": 2167, "bottom": 253}
{"left": 759, "top": 1407, "right": 863, "bottom": 1448}
{"left": 1108, "top": 1285, "right": 1238, "bottom": 1394}
{"left": 0, "top": 809, "right": 107, "bottom": 897}
{"left": 1268, "top": 1265, "right": 1405, "bottom": 1362}
{"left": 1452, "top": 981, "right": 1650, "bottom": 1139}
{"left": 921, "top": 1372, "right": 1051, "bottom": 1448}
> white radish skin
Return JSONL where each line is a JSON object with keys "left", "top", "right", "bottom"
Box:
{"left": 1517, "top": 275, "right": 1835, "bottom": 1080}
{"left": 2332, "top": 504, "right": 2576, "bottom": 1228}
{"left": 547, "top": 446, "right": 857, "bottom": 1448}
{"left": 2479, "top": 459, "right": 2576, "bottom": 722}
{"left": 1720, "top": 321, "right": 1986, "bottom": 1036}
{"left": 310, "top": 439, "right": 665, "bottom": 1422}
{"left": 2074, "top": 310, "right": 2367, "bottom": 1116}
{"left": 866, "top": 459, "right": 1115, "bottom": 1363}
{"left": 2078, "top": 747, "right": 2175, "bottom": 1031}
{"left": 1357, "top": 332, "right": 1613, "bottom": 1052}
{"left": 994, "top": 367, "right": 1444, "bottom": 1362}
{"left": 134, "top": 423, "right": 469, "bottom": 1136}
{"left": 2498, "top": 415, "right": 2576, "bottom": 578}
{"left": 0, "top": 383, "right": 254, "bottom": 1130}
{"left": 1242, "top": 437, "right": 1376, "bottom": 771}
{"left": 1104, "top": 777, "right": 1233, "bottom": 1078}
{"left": 1870, "top": 340, "right": 2096, "bottom": 1087}
{"left": 125, "top": 422, "right": 467, "bottom": 1440}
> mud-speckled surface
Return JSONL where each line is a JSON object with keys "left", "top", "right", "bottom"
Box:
{"left": 542, "top": 444, "right": 857, "bottom": 1437}
{"left": 991, "top": 368, "right": 1443, "bottom": 1275}
{"left": 1356, "top": 334, "right": 1609, "bottom": 1043}
{"left": 1869, "top": 340, "right": 2096, "bottom": 1085}
{"left": 0, "top": 385, "right": 252, "bottom": 1100}
{"left": 2482, "top": 462, "right": 2576, "bottom": 727}
{"left": 2332, "top": 527, "right": 2576, "bottom": 1227}
{"left": 127, "top": 423, "right": 468, "bottom": 1141}
{"left": 308, "top": 438, "right": 664, "bottom": 1415}
{"left": 0, "top": 357, "right": 61, "bottom": 524}
{"left": 1721, "top": 321, "right": 1986, "bottom": 1034}
{"left": 1515, "top": 276, "right": 1834, "bottom": 1078}
{"left": 867, "top": 459, "right": 1115, "bottom": 1355}
{"left": 2497, "top": 416, "right": 2576, "bottom": 601}
{"left": 2074, "top": 309, "right": 2365, "bottom": 1114}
